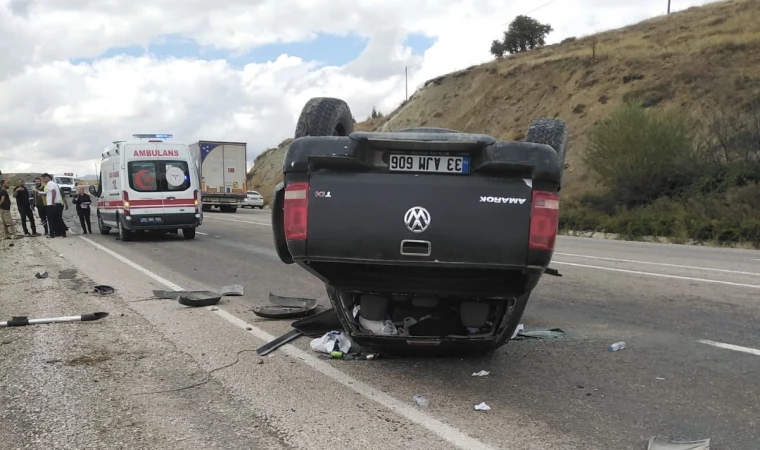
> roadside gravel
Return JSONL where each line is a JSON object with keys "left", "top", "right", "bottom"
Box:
{"left": 0, "top": 236, "right": 292, "bottom": 450}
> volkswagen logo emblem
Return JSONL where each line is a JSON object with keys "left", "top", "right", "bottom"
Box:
{"left": 404, "top": 206, "right": 431, "bottom": 233}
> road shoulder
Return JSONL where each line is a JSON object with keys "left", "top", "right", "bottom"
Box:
{"left": 0, "top": 237, "right": 291, "bottom": 450}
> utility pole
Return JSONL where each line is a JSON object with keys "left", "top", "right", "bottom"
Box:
{"left": 405, "top": 65, "right": 408, "bottom": 101}
{"left": 667, "top": 0, "right": 671, "bottom": 14}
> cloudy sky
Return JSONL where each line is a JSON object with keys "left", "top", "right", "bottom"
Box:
{"left": 0, "top": 0, "right": 720, "bottom": 176}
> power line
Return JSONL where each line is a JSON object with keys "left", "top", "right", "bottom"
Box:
{"left": 502, "top": 0, "right": 561, "bottom": 25}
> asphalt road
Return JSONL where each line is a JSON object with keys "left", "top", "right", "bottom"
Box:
{"left": 52, "top": 205, "right": 760, "bottom": 449}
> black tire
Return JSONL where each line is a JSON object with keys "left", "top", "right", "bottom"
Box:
{"left": 182, "top": 227, "right": 196, "bottom": 240}
{"left": 294, "top": 97, "right": 354, "bottom": 138}
{"left": 524, "top": 118, "right": 569, "bottom": 173}
{"left": 97, "top": 213, "right": 111, "bottom": 235}
{"left": 229, "top": 206, "right": 237, "bottom": 213}
{"left": 117, "top": 218, "right": 131, "bottom": 242}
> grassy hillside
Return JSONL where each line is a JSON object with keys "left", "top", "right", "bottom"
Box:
{"left": 249, "top": 0, "right": 760, "bottom": 245}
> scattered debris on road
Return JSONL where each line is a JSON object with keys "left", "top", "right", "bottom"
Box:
{"left": 413, "top": 394, "right": 429, "bottom": 407}
{"left": 474, "top": 402, "right": 491, "bottom": 412}
{"left": 310, "top": 330, "right": 351, "bottom": 354}
{"left": 472, "top": 370, "right": 490, "bottom": 377}
{"left": 0, "top": 312, "right": 109, "bottom": 328}
{"left": 252, "top": 292, "right": 318, "bottom": 319}
{"left": 512, "top": 327, "right": 567, "bottom": 340}
{"left": 647, "top": 437, "right": 710, "bottom": 450}
{"left": 219, "top": 284, "right": 245, "bottom": 296}
{"left": 177, "top": 291, "right": 222, "bottom": 307}
{"left": 34, "top": 271, "right": 48, "bottom": 279}
{"left": 92, "top": 285, "right": 114, "bottom": 295}
{"left": 609, "top": 341, "right": 626, "bottom": 352}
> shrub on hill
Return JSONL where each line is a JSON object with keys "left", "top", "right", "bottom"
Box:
{"left": 560, "top": 100, "right": 760, "bottom": 247}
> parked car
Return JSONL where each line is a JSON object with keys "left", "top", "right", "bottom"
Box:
{"left": 271, "top": 97, "right": 568, "bottom": 355}
{"left": 242, "top": 191, "right": 264, "bottom": 209}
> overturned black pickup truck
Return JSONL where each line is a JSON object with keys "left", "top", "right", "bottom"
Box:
{"left": 271, "top": 97, "right": 567, "bottom": 354}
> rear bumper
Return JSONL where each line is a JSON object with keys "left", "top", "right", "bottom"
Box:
{"left": 123, "top": 213, "right": 200, "bottom": 231}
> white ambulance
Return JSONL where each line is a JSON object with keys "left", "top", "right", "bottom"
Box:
{"left": 92, "top": 134, "right": 202, "bottom": 241}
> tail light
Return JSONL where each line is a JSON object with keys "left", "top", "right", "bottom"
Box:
{"left": 122, "top": 190, "right": 131, "bottom": 216}
{"left": 528, "top": 190, "right": 560, "bottom": 251}
{"left": 284, "top": 182, "right": 309, "bottom": 240}
{"left": 193, "top": 189, "right": 199, "bottom": 214}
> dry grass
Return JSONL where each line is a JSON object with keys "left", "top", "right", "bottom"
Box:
{"left": 250, "top": 0, "right": 760, "bottom": 202}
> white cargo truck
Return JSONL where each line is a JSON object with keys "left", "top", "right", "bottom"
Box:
{"left": 188, "top": 140, "right": 248, "bottom": 213}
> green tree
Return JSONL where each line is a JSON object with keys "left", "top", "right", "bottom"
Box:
{"left": 490, "top": 39, "right": 506, "bottom": 58}
{"left": 369, "top": 107, "right": 384, "bottom": 120}
{"left": 497, "top": 15, "right": 553, "bottom": 55}
{"left": 583, "top": 103, "right": 699, "bottom": 206}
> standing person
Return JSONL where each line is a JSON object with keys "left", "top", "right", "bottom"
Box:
{"left": 0, "top": 180, "right": 21, "bottom": 240}
{"left": 41, "top": 173, "right": 66, "bottom": 238}
{"left": 31, "top": 177, "right": 48, "bottom": 236}
{"left": 72, "top": 185, "right": 92, "bottom": 234}
{"left": 12, "top": 179, "right": 39, "bottom": 236}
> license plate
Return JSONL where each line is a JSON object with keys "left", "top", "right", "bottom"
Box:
{"left": 389, "top": 154, "right": 470, "bottom": 174}
{"left": 139, "top": 216, "right": 163, "bottom": 224}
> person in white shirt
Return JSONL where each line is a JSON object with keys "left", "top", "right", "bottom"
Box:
{"left": 41, "top": 173, "right": 67, "bottom": 238}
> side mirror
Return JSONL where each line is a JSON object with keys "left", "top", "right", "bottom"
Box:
{"left": 88, "top": 185, "right": 98, "bottom": 196}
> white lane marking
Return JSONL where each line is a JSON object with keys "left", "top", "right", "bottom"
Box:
{"left": 78, "top": 236, "right": 183, "bottom": 291}
{"left": 555, "top": 252, "right": 760, "bottom": 277}
{"left": 76, "top": 237, "right": 496, "bottom": 450}
{"left": 204, "top": 216, "right": 270, "bottom": 226}
{"left": 196, "top": 231, "right": 208, "bottom": 235}
{"left": 552, "top": 261, "right": 760, "bottom": 290}
{"left": 697, "top": 339, "right": 760, "bottom": 357}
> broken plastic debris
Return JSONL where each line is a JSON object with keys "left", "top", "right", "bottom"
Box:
{"left": 219, "top": 284, "right": 245, "bottom": 296}
{"left": 34, "top": 271, "right": 49, "bottom": 279}
{"left": 512, "top": 327, "right": 566, "bottom": 340}
{"left": 92, "top": 285, "right": 114, "bottom": 295}
{"left": 413, "top": 395, "right": 429, "bottom": 407}
{"left": 252, "top": 292, "right": 318, "bottom": 319}
{"left": 474, "top": 402, "right": 491, "bottom": 411}
{"left": 310, "top": 331, "right": 351, "bottom": 354}
{"left": 609, "top": 341, "right": 626, "bottom": 352}
{"left": 510, "top": 324, "right": 524, "bottom": 339}
{"left": 472, "top": 370, "right": 490, "bottom": 377}
{"left": 647, "top": 437, "right": 710, "bottom": 450}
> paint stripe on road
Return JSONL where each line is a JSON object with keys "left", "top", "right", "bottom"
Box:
{"left": 555, "top": 252, "right": 760, "bottom": 277}
{"left": 203, "top": 216, "right": 270, "bottom": 226}
{"left": 697, "top": 339, "right": 760, "bottom": 357}
{"left": 552, "top": 261, "right": 760, "bottom": 290}
{"left": 76, "top": 235, "right": 498, "bottom": 450}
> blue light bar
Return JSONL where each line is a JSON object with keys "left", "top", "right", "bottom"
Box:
{"left": 133, "top": 134, "right": 173, "bottom": 139}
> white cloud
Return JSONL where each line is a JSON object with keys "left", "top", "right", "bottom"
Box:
{"left": 0, "top": 0, "right": 723, "bottom": 175}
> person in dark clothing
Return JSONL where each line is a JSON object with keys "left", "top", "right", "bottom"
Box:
{"left": 72, "top": 185, "right": 92, "bottom": 234}
{"left": 12, "top": 179, "right": 39, "bottom": 236}
{"left": 31, "top": 177, "right": 48, "bottom": 236}
{"left": 0, "top": 179, "right": 21, "bottom": 239}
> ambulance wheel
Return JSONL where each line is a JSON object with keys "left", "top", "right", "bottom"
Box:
{"left": 98, "top": 214, "right": 111, "bottom": 235}
{"left": 117, "top": 219, "right": 131, "bottom": 242}
{"left": 182, "top": 227, "right": 196, "bottom": 240}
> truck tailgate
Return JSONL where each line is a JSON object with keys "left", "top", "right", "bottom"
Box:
{"left": 306, "top": 171, "right": 532, "bottom": 268}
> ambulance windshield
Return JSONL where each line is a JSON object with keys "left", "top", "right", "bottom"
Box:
{"left": 128, "top": 160, "right": 190, "bottom": 192}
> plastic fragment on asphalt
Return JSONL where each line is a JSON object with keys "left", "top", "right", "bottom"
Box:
{"left": 413, "top": 395, "right": 429, "bottom": 407}
{"left": 34, "top": 271, "right": 48, "bottom": 279}
{"left": 512, "top": 328, "right": 566, "bottom": 340}
{"left": 474, "top": 402, "right": 491, "bottom": 411}
{"left": 510, "top": 324, "right": 525, "bottom": 339}
{"left": 472, "top": 370, "right": 490, "bottom": 377}
{"left": 609, "top": 341, "right": 626, "bottom": 351}
{"left": 219, "top": 284, "right": 245, "bottom": 296}
{"left": 647, "top": 437, "right": 710, "bottom": 450}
